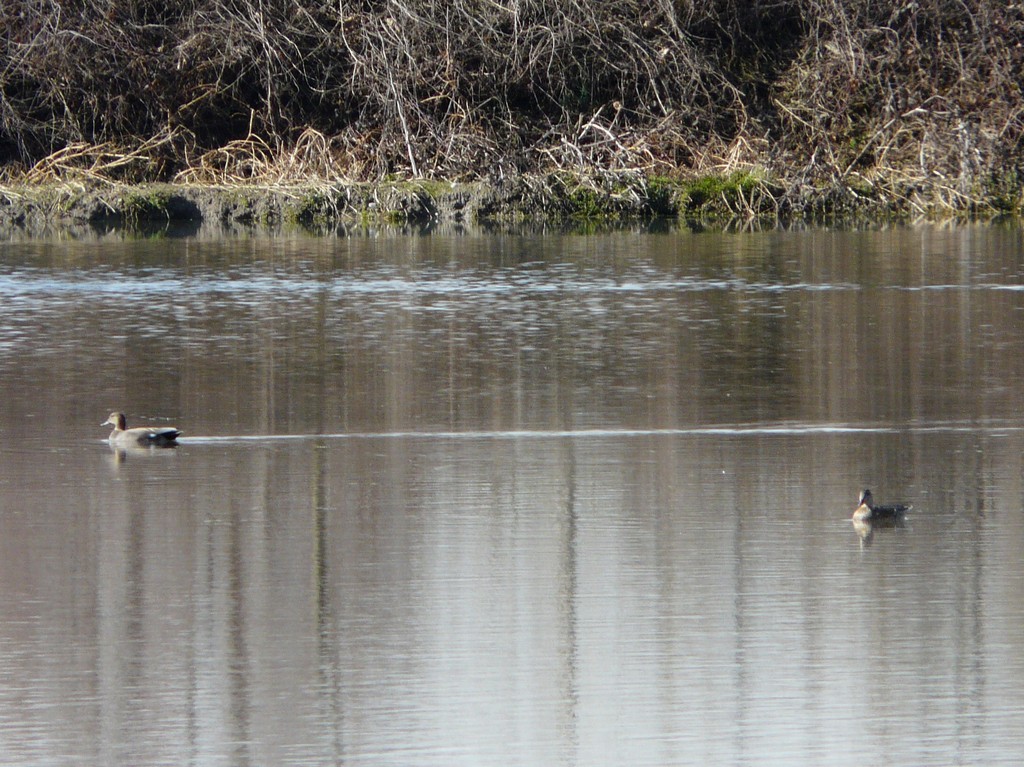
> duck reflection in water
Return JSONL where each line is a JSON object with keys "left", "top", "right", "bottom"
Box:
{"left": 107, "top": 442, "right": 181, "bottom": 467}
{"left": 851, "top": 488, "right": 912, "bottom": 546}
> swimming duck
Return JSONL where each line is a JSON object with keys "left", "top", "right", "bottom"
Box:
{"left": 102, "top": 412, "right": 180, "bottom": 446}
{"left": 852, "top": 488, "right": 911, "bottom": 523}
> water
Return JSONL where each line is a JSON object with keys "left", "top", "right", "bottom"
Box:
{"left": 1, "top": 223, "right": 1023, "bottom": 765}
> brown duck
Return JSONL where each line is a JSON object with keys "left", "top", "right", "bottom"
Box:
{"left": 102, "top": 411, "right": 181, "bottom": 447}
{"left": 852, "top": 488, "right": 911, "bottom": 523}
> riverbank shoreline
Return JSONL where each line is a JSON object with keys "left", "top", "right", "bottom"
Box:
{"left": 4, "top": 1, "right": 1022, "bottom": 237}
{"left": 0, "top": 171, "right": 1019, "bottom": 237}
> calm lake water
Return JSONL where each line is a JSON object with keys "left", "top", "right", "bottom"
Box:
{"left": 1, "top": 222, "right": 1024, "bottom": 766}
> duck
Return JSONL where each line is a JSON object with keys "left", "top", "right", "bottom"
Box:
{"left": 102, "top": 411, "right": 181, "bottom": 447}
{"left": 852, "top": 488, "right": 911, "bottom": 523}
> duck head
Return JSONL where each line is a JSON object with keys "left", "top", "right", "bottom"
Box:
{"left": 103, "top": 412, "right": 127, "bottom": 430}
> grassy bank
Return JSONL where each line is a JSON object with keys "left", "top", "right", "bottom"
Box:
{"left": 0, "top": 174, "right": 747, "bottom": 233}
{"left": 2, "top": 1, "right": 1022, "bottom": 223}
{"left": 0, "top": 168, "right": 1018, "bottom": 237}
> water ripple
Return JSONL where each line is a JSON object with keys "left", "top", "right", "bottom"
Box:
{"left": 178, "top": 419, "right": 1024, "bottom": 444}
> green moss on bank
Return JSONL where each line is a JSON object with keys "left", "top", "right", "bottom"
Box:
{"left": 1, "top": 169, "right": 1021, "bottom": 237}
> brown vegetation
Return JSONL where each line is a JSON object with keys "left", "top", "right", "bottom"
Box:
{"left": 1, "top": 0, "right": 1022, "bottom": 216}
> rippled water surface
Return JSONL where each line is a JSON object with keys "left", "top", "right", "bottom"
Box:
{"left": 2, "top": 224, "right": 1024, "bottom": 766}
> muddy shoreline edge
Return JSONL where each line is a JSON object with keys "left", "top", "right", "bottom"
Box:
{"left": 0, "top": 173, "right": 1019, "bottom": 237}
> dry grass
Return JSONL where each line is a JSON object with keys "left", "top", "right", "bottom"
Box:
{"left": 174, "top": 115, "right": 346, "bottom": 186}
{"left": 0, "top": 0, "right": 1021, "bottom": 215}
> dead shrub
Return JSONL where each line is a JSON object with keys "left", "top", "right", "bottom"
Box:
{"left": 0, "top": 0, "right": 1020, "bottom": 213}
